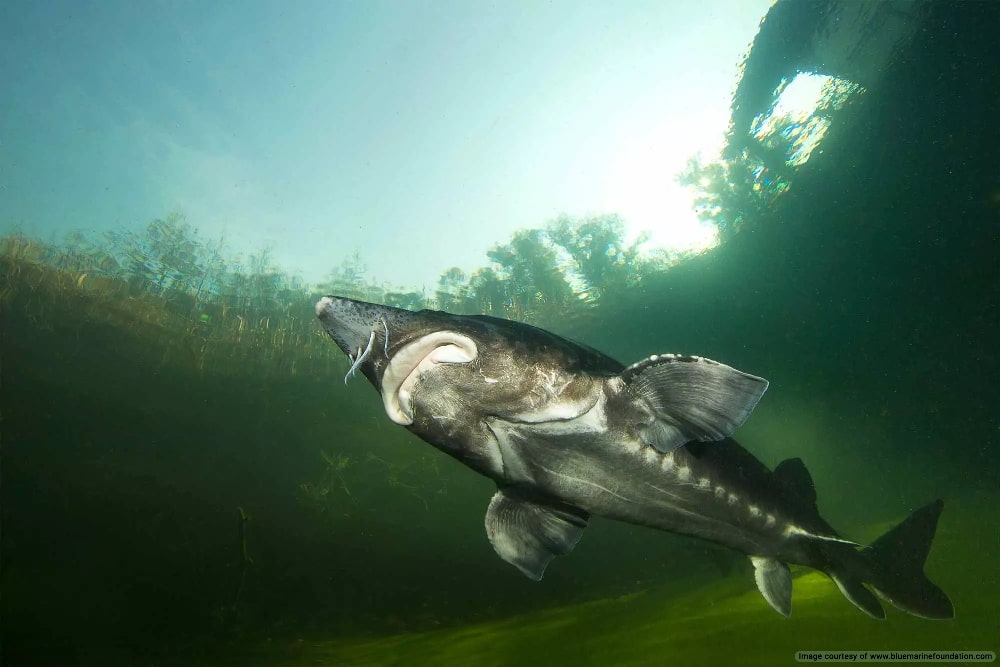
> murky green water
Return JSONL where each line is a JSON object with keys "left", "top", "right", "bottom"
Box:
{"left": 2, "top": 1, "right": 998, "bottom": 665}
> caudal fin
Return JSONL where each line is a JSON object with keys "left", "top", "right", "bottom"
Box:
{"left": 829, "top": 500, "right": 954, "bottom": 619}
{"left": 865, "top": 499, "right": 954, "bottom": 619}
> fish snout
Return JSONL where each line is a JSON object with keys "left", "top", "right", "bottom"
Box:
{"left": 316, "top": 296, "right": 388, "bottom": 358}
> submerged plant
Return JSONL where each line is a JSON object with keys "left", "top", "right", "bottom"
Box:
{"left": 298, "top": 450, "right": 355, "bottom": 516}
{"left": 365, "top": 453, "right": 448, "bottom": 511}
{"left": 2, "top": 199, "right": 737, "bottom": 382}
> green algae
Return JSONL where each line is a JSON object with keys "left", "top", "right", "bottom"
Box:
{"left": 225, "top": 491, "right": 996, "bottom": 667}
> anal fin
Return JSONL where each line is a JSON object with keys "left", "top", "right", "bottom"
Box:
{"left": 750, "top": 556, "right": 793, "bottom": 617}
{"left": 485, "top": 487, "right": 588, "bottom": 580}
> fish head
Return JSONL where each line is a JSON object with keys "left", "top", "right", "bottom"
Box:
{"left": 316, "top": 295, "right": 435, "bottom": 387}
{"left": 316, "top": 295, "right": 483, "bottom": 422}
{"left": 316, "top": 295, "right": 616, "bottom": 429}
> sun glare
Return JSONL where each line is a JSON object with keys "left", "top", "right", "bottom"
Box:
{"left": 602, "top": 115, "right": 726, "bottom": 261}
{"left": 752, "top": 72, "right": 865, "bottom": 167}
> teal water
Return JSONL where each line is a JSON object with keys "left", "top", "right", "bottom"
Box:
{"left": 2, "top": 1, "right": 998, "bottom": 665}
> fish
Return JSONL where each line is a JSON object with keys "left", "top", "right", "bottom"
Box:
{"left": 315, "top": 295, "right": 954, "bottom": 619}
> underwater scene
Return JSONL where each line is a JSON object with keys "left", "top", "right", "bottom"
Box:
{"left": 2, "top": 1, "right": 998, "bottom": 665}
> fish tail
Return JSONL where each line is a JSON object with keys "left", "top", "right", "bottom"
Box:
{"left": 825, "top": 499, "right": 954, "bottom": 619}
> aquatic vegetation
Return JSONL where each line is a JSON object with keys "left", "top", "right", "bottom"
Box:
{"left": 546, "top": 215, "right": 648, "bottom": 298}
{"left": 1, "top": 224, "right": 342, "bottom": 381}
{"left": 233, "top": 506, "right": 254, "bottom": 609}
{"left": 298, "top": 451, "right": 356, "bottom": 515}
{"left": 213, "top": 506, "right": 255, "bottom": 638}
{"left": 679, "top": 64, "right": 864, "bottom": 243}
{"left": 364, "top": 453, "right": 449, "bottom": 511}
{"left": 677, "top": 154, "right": 768, "bottom": 241}
{"left": 0, "top": 211, "right": 677, "bottom": 383}
{"left": 297, "top": 447, "right": 449, "bottom": 517}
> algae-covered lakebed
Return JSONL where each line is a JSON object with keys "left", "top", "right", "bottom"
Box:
{"left": 226, "top": 492, "right": 997, "bottom": 667}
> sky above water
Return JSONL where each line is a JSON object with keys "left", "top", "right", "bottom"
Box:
{"left": 1, "top": 0, "right": 773, "bottom": 290}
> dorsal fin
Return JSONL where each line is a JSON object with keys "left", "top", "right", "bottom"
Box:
{"left": 622, "top": 354, "right": 768, "bottom": 453}
{"left": 774, "top": 457, "right": 817, "bottom": 505}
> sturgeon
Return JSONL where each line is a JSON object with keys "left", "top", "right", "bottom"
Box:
{"left": 316, "top": 295, "right": 954, "bottom": 619}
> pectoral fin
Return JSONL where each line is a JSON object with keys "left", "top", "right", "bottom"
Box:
{"left": 485, "top": 487, "right": 589, "bottom": 580}
{"left": 623, "top": 354, "right": 768, "bottom": 453}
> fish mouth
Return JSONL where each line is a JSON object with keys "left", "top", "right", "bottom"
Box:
{"left": 316, "top": 295, "right": 406, "bottom": 385}
{"left": 380, "top": 331, "right": 478, "bottom": 425}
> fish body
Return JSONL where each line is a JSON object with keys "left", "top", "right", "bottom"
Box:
{"left": 316, "top": 296, "right": 953, "bottom": 619}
